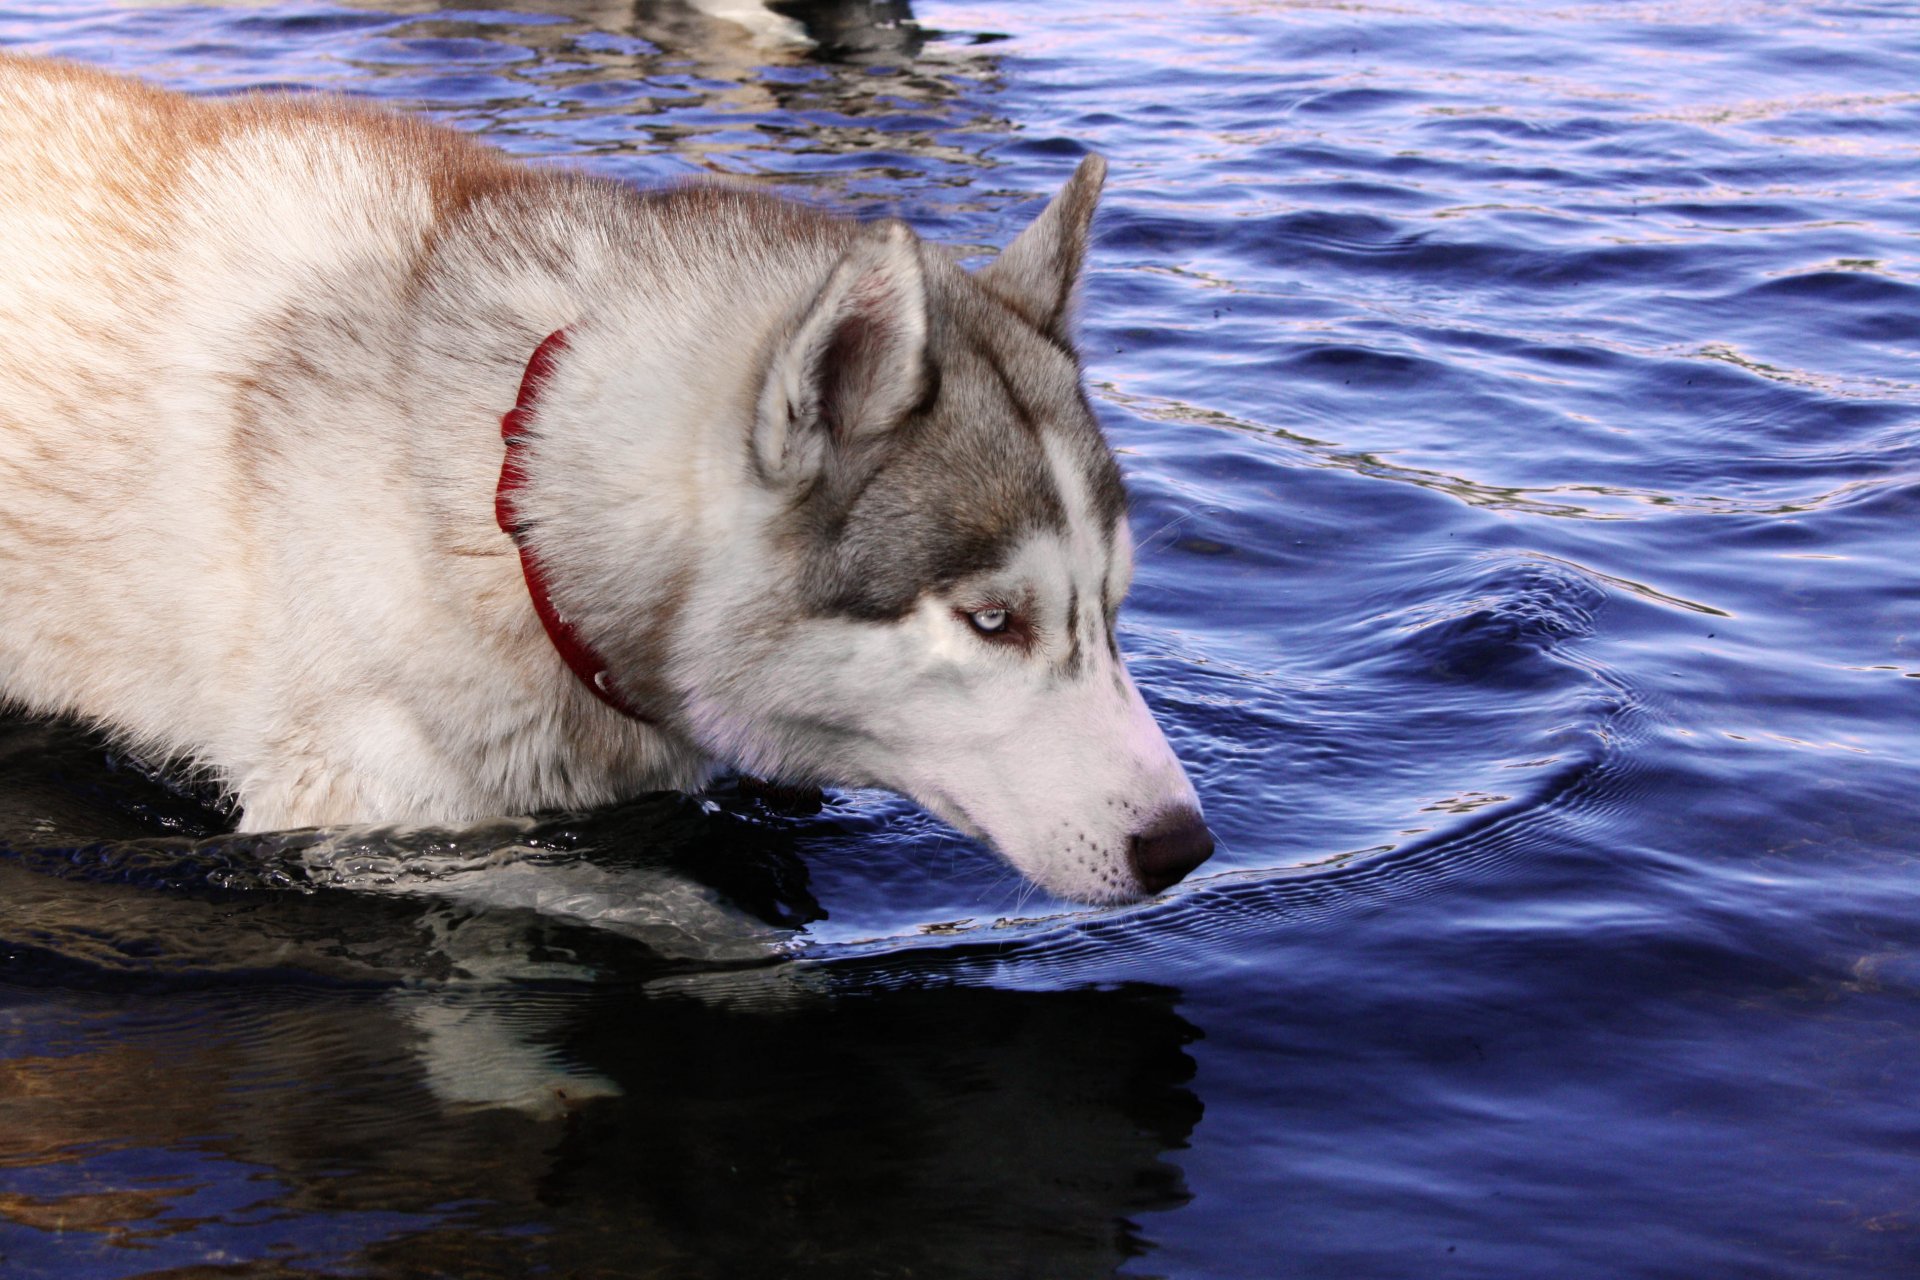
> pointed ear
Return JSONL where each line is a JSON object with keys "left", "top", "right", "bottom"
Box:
{"left": 977, "top": 153, "right": 1106, "bottom": 342}
{"left": 753, "top": 219, "right": 929, "bottom": 487}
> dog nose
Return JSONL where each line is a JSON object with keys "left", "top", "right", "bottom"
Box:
{"left": 1127, "top": 805, "right": 1215, "bottom": 894}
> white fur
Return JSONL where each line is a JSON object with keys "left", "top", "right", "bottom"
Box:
{"left": 0, "top": 55, "right": 1208, "bottom": 904}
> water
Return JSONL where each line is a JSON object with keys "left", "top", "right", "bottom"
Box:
{"left": 2, "top": 0, "right": 1918, "bottom": 1275}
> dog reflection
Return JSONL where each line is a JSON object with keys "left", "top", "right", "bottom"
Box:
{"left": 0, "top": 980, "right": 1201, "bottom": 1276}
{"left": 0, "top": 714, "right": 1201, "bottom": 1272}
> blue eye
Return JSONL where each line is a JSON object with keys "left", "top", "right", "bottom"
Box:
{"left": 967, "top": 608, "right": 1009, "bottom": 635}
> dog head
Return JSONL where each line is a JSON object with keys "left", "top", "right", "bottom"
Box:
{"left": 676, "top": 156, "right": 1213, "bottom": 903}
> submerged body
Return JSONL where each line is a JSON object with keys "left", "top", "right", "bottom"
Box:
{"left": 0, "top": 54, "right": 1211, "bottom": 902}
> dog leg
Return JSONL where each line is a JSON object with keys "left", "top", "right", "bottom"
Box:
{"left": 236, "top": 755, "right": 390, "bottom": 832}
{"left": 234, "top": 701, "right": 444, "bottom": 830}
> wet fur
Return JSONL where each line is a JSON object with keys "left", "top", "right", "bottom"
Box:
{"left": 0, "top": 53, "right": 1207, "bottom": 902}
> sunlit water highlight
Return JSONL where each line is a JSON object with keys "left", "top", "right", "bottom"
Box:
{"left": 1, "top": 2, "right": 1917, "bottom": 1277}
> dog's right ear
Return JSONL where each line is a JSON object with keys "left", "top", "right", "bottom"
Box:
{"left": 753, "top": 219, "right": 929, "bottom": 488}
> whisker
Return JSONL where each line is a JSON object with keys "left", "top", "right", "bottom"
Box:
{"left": 1011, "top": 873, "right": 1042, "bottom": 919}
{"left": 1135, "top": 503, "right": 1213, "bottom": 559}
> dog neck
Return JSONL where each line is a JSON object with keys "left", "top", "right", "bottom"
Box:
{"left": 495, "top": 328, "right": 654, "bottom": 724}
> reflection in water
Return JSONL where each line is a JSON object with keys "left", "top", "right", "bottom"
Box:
{"left": 321, "top": 0, "right": 928, "bottom": 62}
{"left": 2, "top": 973, "right": 1200, "bottom": 1277}
{"left": 0, "top": 714, "right": 1201, "bottom": 1275}
{"left": 113, "top": 0, "right": 1006, "bottom": 204}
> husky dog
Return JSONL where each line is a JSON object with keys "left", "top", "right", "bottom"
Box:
{"left": 0, "top": 54, "right": 1212, "bottom": 903}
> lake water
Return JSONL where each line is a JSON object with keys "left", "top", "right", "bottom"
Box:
{"left": 2, "top": 0, "right": 1918, "bottom": 1275}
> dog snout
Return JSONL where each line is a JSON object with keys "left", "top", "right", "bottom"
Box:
{"left": 1127, "top": 805, "right": 1214, "bottom": 894}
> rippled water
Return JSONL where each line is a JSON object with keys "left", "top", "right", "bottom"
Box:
{"left": 2, "top": 1, "right": 1918, "bottom": 1275}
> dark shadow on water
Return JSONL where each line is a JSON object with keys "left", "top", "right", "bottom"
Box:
{"left": 1, "top": 980, "right": 1201, "bottom": 1279}
{"left": 536, "top": 979, "right": 1202, "bottom": 1278}
{"left": 0, "top": 712, "right": 1203, "bottom": 1277}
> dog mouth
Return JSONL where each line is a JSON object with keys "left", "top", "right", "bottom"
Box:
{"left": 897, "top": 783, "right": 1078, "bottom": 887}
{"left": 897, "top": 785, "right": 1132, "bottom": 904}
{"left": 869, "top": 755, "right": 1208, "bottom": 904}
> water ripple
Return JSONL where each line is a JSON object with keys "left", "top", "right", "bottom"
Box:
{"left": 3, "top": 1, "right": 1919, "bottom": 1272}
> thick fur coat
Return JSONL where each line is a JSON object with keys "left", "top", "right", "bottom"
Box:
{"left": 0, "top": 54, "right": 1211, "bottom": 901}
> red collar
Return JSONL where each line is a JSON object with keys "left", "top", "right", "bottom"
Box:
{"left": 495, "top": 328, "right": 651, "bottom": 722}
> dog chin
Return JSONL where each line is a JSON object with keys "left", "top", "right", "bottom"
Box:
{"left": 881, "top": 782, "right": 1134, "bottom": 904}
{"left": 1012, "top": 852, "right": 1148, "bottom": 906}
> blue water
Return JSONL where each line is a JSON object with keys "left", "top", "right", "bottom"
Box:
{"left": 2, "top": 1, "right": 1918, "bottom": 1276}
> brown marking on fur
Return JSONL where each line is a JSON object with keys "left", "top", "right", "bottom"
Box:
{"left": 0, "top": 505, "right": 70, "bottom": 548}
{"left": 222, "top": 86, "right": 538, "bottom": 240}
{"left": 972, "top": 282, "right": 1081, "bottom": 368}
{"left": 974, "top": 337, "right": 1045, "bottom": 441}
{"left": 966, "top": 301, "right": 1126, "bottom": 540}
{"left": 0, "top": 53, "right": 546, "bottom": 321}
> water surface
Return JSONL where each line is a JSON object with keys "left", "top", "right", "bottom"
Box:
{"left": 1, "top": 1, "right": 1918, "bottom": 1276}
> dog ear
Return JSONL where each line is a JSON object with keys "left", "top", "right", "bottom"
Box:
{"left": 976, "top": 153, "right": 1106, "bottom": 343}
{"left": 753, "top": 219, "right": 929, "bottom": 487}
